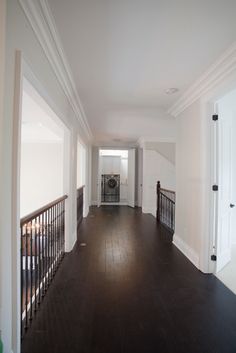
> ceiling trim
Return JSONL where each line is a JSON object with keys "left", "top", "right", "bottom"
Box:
{"left": 168, "top": 42, "right": 236, "bottom": 117}
{"left": 18, "top": 0, "right": 93, "bottom": 140}
{"left": 136, "top": 136, "right": 176, "bottom": 148}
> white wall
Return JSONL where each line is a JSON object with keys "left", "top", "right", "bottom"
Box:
{"left": 0, "top": 0, "right": 6, "bottom": 341}
{"left": 77, "top": 141, "right": 86, "bottom": 188}
{"left": 173, "top": 83, "right": 236, "bottom": 274}
{"left": 142, "top": 149, "right": 175, "bottom": 217}
{"left": 231, "top": 109, "right": 236, "bottom": 244}
{"left": 174, "top": 100, "right": 206, "bottom": 269}
{"left": 1, "top": 1, "right": 91, "bottom": 351}
{"left": 20, "top": 142, "right": 64, "bottom": 217}
{"left": 91, "top": 146, "right": 99, "bottom": 204}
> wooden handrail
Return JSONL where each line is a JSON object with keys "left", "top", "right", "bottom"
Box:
{"left": 159, "top": 191, "right": 175, "bottom": 203}
{"left": 77, "top": 185, "right": 85, "bottom": 191}
{"left": 20, "top": 195, "right": 68, "bottom": 226}
{"left": 160, "top": 187, "right": 175, "bottom": 195}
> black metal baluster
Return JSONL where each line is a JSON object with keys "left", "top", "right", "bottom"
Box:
{"left": 29, "top": 221, "right": 33, "bottom": 321}
{"left": 56, "top": 204, "right": 59, "bottom": 268}
{"left": 48, "top": 208, "right": 52, "bottom": 285}
{"left": 34, "top": 218, "right": 38, "bottom": 312}
{"left": 60, "top": 201, "right": 63, "bottom": 261}
{"left": 38, "top": 215, "right": 41, "bottom": 305}
{"left": 55, "top": 203, "right": 58, "bottom": 270}
{"left": 48, "top": 207, "right": 50, "bottom": 283}
{"left": 58, "top": 203, "right": 60, "bottom": 263}
{"left": 53, "top": 205, "right": 55, "bottom": 275}
{"left": 21, "top": 225, "right": 24, "bottom": 337}
{"left": 42, "top": 211, "right": 45, "bottom": 297}
{"left": 52, "top": 205, "right": 54, "bottom": 275}
{"left": 171, "top": 202, "right": 173, "bottom": 230}
{"left": 63, "top": 200, "right": 65, "bottom": 254}
{"left": 24, "top": 224, "right": 29, "bottom": 330}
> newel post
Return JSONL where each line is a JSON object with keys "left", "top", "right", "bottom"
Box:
{"left": 156, "top": 181, "right": 161, "bottom": 221}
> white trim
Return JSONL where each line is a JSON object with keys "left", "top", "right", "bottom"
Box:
{"left": 136, "top": 136, "right": 176, "bottom": 148}
{"left": 142, "top": 207, "right": 156, "bottom": 215}
{"left": 18, "top": 0, "right": 93, "bottom": 141}
{"left": 12, "top": 50, "right": 23, "bottom": 353}
{"left": 0, "top": 0, "right": 5, "bottom": 340}
{"left": 173, "top": 234, "right": 200, "bottom": 269}
{"left": 101, "top": 202, "right": 128, "bottom": 206}
{"left": 168, "top": 42, "right": 236, "bottom": 117}
{"left": 91, "top": 201, "right": 129, "bottom": 206}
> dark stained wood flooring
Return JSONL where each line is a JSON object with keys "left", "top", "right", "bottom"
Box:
{"left": 22, "top": 206, "right": 236, "bottom": 353}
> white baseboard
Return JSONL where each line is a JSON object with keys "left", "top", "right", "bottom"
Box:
{"left": 173, "top": 234, "right": 200, "bottom": 269}
{"left": 142, "top": 207, "right": 156, "bottom": 216}
{"left": 101, "top": 202, "right": 128, "bottom": 206}
{"left": 83, "top": 207, "right": 89, "bottom": 217}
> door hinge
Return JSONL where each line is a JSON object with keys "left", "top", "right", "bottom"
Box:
{"left": 212, "top": 185, "right": 218, "bottom": 191}
{"left": 212, "top": 114, "right": 218, "bottom": 121}
{"left": 211, "top": 254, "right": 217, "bottom": 261}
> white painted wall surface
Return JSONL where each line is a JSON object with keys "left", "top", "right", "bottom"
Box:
{"left": 142, "top": 149, "right": 175, "bottom": 217}
{"left": 1, "top": 1, "right": 91, "bottom": 351}
{"left": 231, "top": 108, "right": 236, "bottom": 244}
{"left": 101, "top": 156, "right": 121, "bottom": 174}
{"left": 91, "top": 146, "right": 99, "bottom": 204}
{"left": 20, "top": 142, "right": 64, "bottom": 217}
{"left": 77, "top": 141, "right": 86, "bottom": 188}
{"left": 0, "top": 0, "right": 6, "bottom": 340}
{"left": 174, "top": 100, "right": 206, "bottom": 269}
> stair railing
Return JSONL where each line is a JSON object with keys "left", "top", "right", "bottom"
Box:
{"left": 20, "top": 195, "right": 68, "bottom": 337}
{"left": 156, "top": 181, "right": 175, "bottom": 232}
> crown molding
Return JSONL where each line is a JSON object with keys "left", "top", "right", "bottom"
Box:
{"left": 18, "top": 0, "right": 93, "bottom": 141}
{"left": 136, "top": 136, "right": 176, "bottom": 148}
{"left": 168, "top": 42, "right": 236, "bottom": 117}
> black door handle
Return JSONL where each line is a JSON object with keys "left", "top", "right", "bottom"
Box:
{"left": 230, "top": 204, "right": 235, "bottom": 208}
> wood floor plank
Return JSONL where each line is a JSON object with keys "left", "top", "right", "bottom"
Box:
{"left": 22, "top": 206, "right": 236, "bottom": 353}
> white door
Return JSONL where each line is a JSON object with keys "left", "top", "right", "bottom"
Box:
{"left": 216, "top": 102, "right": 232, "bottom": 272}
{"left": 128, "top": 149, "right": 135, "bottom": 208}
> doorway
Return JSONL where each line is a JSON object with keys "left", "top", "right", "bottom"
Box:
{"left": 19, "top": 78, "right": 70, "bottom": 345}
{"left": 213, "top": 88, "right": 236, "bottom": 293}
{"left": 97, "top": 149, "right": 135, "bottom": 207}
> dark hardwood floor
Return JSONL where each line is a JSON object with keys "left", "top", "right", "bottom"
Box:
{"left": 22, "top": 206, "right": 236, "bottom": 353}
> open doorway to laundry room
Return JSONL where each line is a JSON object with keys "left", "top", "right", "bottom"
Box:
{"left": 97, "top": 149, "right": 135, "bottom": 207}
{"left": 212, "top": 88, "right": 236, "bottom": 294}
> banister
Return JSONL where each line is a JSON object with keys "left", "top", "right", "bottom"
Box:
{"left": 160, "top": 187, "right": 175, "bottom": 194}
{"left": 20, "top": 195, "right": 68, "bottom": 226}
{"left": 156, "top": 181, "right": 175, "bottom": 232}
{"left": 159, "top": 191, "right": 175, "bottom": 203}
{"left": 21, "top": 194, "right": 67, "bottom": 337}
{"left": 77, "top": 185, "right": 85, "bottom": 191}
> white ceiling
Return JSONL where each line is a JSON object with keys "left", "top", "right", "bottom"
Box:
{"left": 48, "top": 0, "right": 236, "bottom": 145}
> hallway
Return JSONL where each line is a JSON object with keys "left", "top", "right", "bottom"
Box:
{"left": 22, "top": 207, "right": 236, "bottom": 353}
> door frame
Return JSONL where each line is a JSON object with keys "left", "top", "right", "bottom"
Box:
{"left": 12, "top": 51, "right": 72, "bottom": 352}
{"left": 202, "top": 75, "right": 236, "bottom": 274}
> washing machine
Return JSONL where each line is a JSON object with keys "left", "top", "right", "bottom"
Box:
{"left": 101, "top": 174, "right": 120, "bottom": 202}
